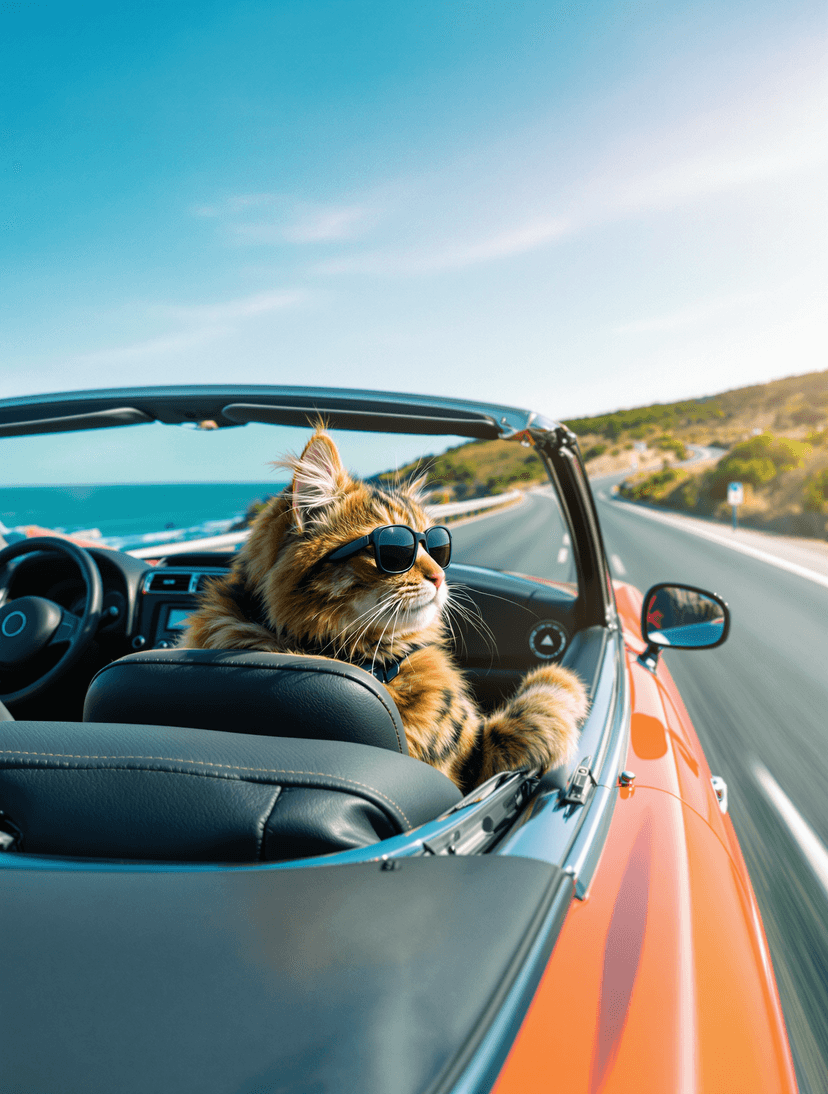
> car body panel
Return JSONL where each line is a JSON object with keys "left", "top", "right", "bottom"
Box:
{"left": 488, "top": 582, "right": 797, "bottom": 1092}
{"left": 492, "top": 793, "right": 796, "bottom": 1093}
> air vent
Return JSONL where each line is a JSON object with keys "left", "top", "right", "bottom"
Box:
{"left": 147, "top": 572, "right": 193, "bottom": 593}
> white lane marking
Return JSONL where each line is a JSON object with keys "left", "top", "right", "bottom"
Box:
{"left": 610, "top": 501, "right": 828, "bottom": 591}
{"left": 557, "top": 547, "right": 569, "bottom": 564}
{"left": 610, "top": 553, "right": 626, "bottom": 575}
{"left": 754, "top": 762, "right": 828, "bottom": 898}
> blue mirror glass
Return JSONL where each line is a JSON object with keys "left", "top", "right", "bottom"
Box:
{"left": 642, "top": 584, "right": 729, "bottom": 649}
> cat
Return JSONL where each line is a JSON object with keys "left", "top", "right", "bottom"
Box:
{"left": 181, "top": 428, "right": 588, "bottom": 794}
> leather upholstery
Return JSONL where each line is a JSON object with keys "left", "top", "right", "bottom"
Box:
{"left": 84, "top": 648, "right": 408, "bottom": 753}
{"left": 0, "top": 721, "right": 461, "bottom": 861}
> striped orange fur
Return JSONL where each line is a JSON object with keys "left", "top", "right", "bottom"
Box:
{"left": 182, "top": 428, "right": 588, "bottom": 792}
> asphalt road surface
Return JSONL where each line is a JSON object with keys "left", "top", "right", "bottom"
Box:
{"left": 453, "top": 486, "right": 828, "bottom": 1094}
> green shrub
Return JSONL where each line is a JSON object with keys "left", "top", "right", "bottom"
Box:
{"left": 656, "top": 435, "right": 689, "bottom": 459}
{"left": 707, "top": 433, "right": 810, "bottom": 498}
{"left": 619, "top": 468, "right": 678, "bottom": 501}
{"left": 804, "top": 469, "right": 828, "bottom": 513}
{"left": 722, "top": 456, "right": 777, "bottom": 487}
{"left": 677, "top": 479, "right": 700, "bottom": 508}
{"left": 583, "top": 443, "right": 607, "bottom": 461}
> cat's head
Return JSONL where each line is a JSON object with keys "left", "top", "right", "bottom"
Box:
{"left": 244, "top": 428, "right": 449, "bottom": 660}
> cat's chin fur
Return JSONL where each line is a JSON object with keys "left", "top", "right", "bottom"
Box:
{"left": 182, "top": 427, "right": 589, "bottom": 793}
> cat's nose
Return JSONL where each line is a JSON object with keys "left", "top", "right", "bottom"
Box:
{"left": 425, "top": 570, "right": 444, "bottom": 588}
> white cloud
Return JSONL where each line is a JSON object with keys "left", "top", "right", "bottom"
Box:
{"left": 192, "top": 193, "right": 377, "bottom": 245}
{"left": 157, "top": 288, "right": 308, "bottom": 324}
{"left": 192, "top": 193, "right": 282, "bottom": 218}
{"left": 67, "top": 288, "right": 308, "bottom": 368}
{"left": 306, "top": 40, "right": 827, "bottom": 280}
{"left": 316, "top": 216, "right": 572, "bottom": 275}
{"left": 283, "top": 205, "right": 371, "bottom": 243}
{"left": 71, "top": 326, "right": 226, "bottom": 365}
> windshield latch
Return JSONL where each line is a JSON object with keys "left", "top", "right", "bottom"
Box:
{"left": 561, "top": 756, "right": 596, "bottom": 806}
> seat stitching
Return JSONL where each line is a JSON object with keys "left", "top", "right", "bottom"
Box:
{"left": 0, "top": 750, "right": 411, "bottom": 826}
{"left": 100, "top": 658, "right": 405, "bottom": 751}
{"left": 258, "top": 787, "right": 282, "bottom": 861}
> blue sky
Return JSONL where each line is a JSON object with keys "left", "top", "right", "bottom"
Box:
{"left": 1, "top": 0, "right": 825, "bottom": 424}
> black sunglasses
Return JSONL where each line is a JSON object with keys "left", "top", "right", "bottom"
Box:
{"left": 326, "top": 524, "right": 452, "bottom": 574}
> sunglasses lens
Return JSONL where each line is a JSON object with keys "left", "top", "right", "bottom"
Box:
{"left": 376, "top": 526, "right": 417, "bottom": 573}
{"left": 425, "top": 526, "right": 451, "bottom": 568}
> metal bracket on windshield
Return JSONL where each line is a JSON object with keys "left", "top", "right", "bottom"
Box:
{"left": 561, "top": 756, "right": 596, "bottom": 807}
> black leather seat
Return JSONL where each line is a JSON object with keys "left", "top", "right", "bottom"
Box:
{"left": 0, "top": 720, "right": 461, "bottom": 861}
{"left": 84, "top": 648, "right": 408, "bottom": 753}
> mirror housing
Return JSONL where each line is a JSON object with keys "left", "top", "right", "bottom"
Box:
{"left": 639, "top": 583, "right": 730, "bottom": 671}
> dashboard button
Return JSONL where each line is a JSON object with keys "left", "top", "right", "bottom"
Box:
{"left": 528, "top": 620, "right": 568, "bottom": 660}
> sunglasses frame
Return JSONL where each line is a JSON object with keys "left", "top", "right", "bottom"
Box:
{"left": 326, "top": 524, "right": 452, "bottom": 575}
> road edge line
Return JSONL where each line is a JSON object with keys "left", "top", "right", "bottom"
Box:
{"left": 609, "top": 501, "right": 828, "bottom": 591}
{"left": 753, "top": 762, "right": 828, "bottom": 898}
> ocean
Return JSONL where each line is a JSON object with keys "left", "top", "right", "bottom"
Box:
{"left": 0, "top": 482, "right": 287, "bottom": 549}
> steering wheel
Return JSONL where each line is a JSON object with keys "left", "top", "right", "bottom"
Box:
{"left": 0, "top": 537, "right": 103, "bottom": 706}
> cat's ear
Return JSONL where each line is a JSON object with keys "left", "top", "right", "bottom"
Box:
{"left": 401, "top": 471, "right": 429, "bottom": 505}
{"left": 282, "top": 430, "right": 350, "bottom": 528}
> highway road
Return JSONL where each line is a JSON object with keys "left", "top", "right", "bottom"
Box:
{"left": 451, "top": 486, "right": 828, "bottom": 1094}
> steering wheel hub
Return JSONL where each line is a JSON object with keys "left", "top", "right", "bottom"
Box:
{"left": 0, "top": 537, "right": 103, "bottom": 705}
{"left": 0, "top": 596, "right": 64, "bottom": 668}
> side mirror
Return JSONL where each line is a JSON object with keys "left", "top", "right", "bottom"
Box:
{"left": 639, "top": 583, "right": 730, "bottom": 670}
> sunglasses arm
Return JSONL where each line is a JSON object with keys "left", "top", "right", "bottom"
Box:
{"left": 326, "top": 535, "right": 371, "bottom": 563}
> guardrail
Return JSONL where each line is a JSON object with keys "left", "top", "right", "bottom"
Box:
{"left": 127, "top": 489, "right": 524, "bottom": 559}
{"left": 427, "top": 489, "right": 523, "bottom": 520}
{"left": 129, "top": 530, "right": 250, "bottom": 558}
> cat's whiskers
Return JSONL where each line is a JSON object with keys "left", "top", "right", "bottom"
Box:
{"left": 370, "top": 600, "right": 404, "bottom": 677}
{"left": 331, "top": 592, "right": 400, "bottom": 659}
{"left": 444, "top": 585, "right": 497, "bottom": 661}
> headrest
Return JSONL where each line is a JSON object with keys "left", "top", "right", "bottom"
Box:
{"left": 0, "top": 721, "right": 461, "bottom": 861}
{"left": 84, "top": 649, "right": 408, "bottom": 754}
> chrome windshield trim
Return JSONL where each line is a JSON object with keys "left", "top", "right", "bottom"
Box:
{"left": 495, "top": 628, "right": 629, "bottom": 899}
{"left": 0, "top": 384, "right": 551, "bottom": 441}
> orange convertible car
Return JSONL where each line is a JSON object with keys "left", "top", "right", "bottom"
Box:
{"left": 0, "top": 385, "right": 796, "bottom": 1093}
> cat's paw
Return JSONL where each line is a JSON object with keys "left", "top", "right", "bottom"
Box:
{"left": 513, "top": 664, "right": 589, "bottom": 769}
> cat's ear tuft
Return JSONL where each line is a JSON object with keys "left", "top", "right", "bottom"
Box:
{"left": 401, "top": 471, "right": 429, "bottom": 505}
{"left": 277, "top": 430, "right": 350, "bottom": 528}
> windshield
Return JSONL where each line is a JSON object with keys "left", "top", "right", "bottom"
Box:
{"left": 0, "top": 420, "right": 577, "bottom": 588}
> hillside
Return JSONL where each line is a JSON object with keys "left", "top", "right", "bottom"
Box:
{"left": 607, "top": 370, "right": 828, "bottom": 539}
{"left": 376, "top": 437, "right": 547, "bottom": 502}
{"left": 566, "top": 369, "right": 828, "bottom": 446}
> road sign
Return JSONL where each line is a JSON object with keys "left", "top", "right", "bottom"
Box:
{"left": 727, "top": 482, "right": 744, "bottom": 506}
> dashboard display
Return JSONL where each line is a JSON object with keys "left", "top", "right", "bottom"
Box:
{"left": 165, "top": 608, "right": 192, "bottom": 631}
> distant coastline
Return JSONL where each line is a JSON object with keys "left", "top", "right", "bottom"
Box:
{"left": 0, "top": 481, "right": 286, "bottom": 546}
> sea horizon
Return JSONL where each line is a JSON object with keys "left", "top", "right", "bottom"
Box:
{"left": 0, "top": 481, "right": 289, "bottom": 543}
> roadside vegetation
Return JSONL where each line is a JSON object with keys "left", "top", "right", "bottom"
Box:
{"left": 608, "top": 370, "right": 828, "bottom": 538}
{"left": 377, "top": 438, "right": 547, "bottom": 503}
